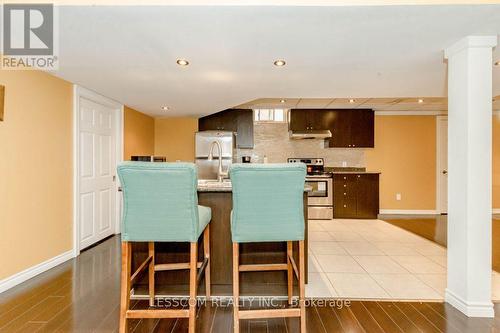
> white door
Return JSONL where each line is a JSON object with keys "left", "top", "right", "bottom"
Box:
{"left": 78, "top": 96, "right": 117, "bottom": 250}
{"left": 437, "top": 116, "right": 448, "bottom": 214}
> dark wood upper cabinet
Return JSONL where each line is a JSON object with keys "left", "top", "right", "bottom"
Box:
{"left": 289, "top": 109, "right": 332, "bottom": 131}
{"left": 289, "top": 109, "right": 374, "bottom": 148}
{"left": 329, "top": 110, "right": 352, "bottom": 148}
{"left": 289, "top": 109, "right": 309, "bottom": 131}
{"left": 349, "top": 109, "right": 374, "bottom": 148}
{"left": 199, "top": 109, "right": 236, "bottom": 132}
{"left": 235, "top": 109, "right": 254, "bottom": 149}
{"left": 198, "top": 109, "right": 254, "bottom": 149}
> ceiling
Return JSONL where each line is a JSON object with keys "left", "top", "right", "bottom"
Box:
{"left": 239, "top": 96, "right": 500, "bottom": 111}
{"left": 238, "top": 97, "right": 446, "bottom": 111}
{"left": 54, "top": 5, "right": 500, "bottom": 117}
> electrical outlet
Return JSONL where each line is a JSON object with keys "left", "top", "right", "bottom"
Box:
{"left": 396, "top": 193, "right": 402, "bottom": 201}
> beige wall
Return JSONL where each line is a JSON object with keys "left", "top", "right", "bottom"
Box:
{"left": 365, "top": 116, "right": 437, "bottom": 210}
{"left": 0, "top": 71, "right": 73, "bottom": 280}
{"left": 154, "top": 117, "right": 198, "bottom": 162}
{"left": 124, "top": 106, "right": 155, "bottom": 160}
{"left": 366, "top": 115, "right": 500, "bottom": 211}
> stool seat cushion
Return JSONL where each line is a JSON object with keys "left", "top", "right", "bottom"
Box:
{"left": 229, "top": 163, "right": 306, "bottom": 243}
{"left": 198, "top": 205, "right": 211, "bottom": 234}
{"left": 118, "top": 162, "right": 211, "bottom": 242}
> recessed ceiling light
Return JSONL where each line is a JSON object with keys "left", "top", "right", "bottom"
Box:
{"left": 280, "top": 99, "right": 286, "bottom": 103}
{"left": 418, "top": 99, "right": 424, "bottom": 104}
{"left": 176, "top": 59, "right": 189, "bottom": 66}
{"left": 349, "top": 99, "right": 355, "bottom": 103}
{"left": 161, "top": 106, "right": 170, "bottom": 111}
{"left": 273, "top": 60, "right": 286, "bottom": 67}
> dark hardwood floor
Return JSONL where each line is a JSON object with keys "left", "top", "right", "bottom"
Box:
{"left": 2, "top": 235, "right": 500, "bottom": 332}
{"left": 381, "top": 214, "right": 500, "bottom": 272}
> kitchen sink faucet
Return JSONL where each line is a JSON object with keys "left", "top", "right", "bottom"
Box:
{"left": 207, "top": 140, "right": 228, "bottom": 182}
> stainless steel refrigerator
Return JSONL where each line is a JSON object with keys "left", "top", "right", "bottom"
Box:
{"left": 195, "top": 131, "right": 234, "bottom": 180}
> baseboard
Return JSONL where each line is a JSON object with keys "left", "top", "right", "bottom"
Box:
{"left": 445, "top": 289, "right": 494, "bottom": 318}
{"left": 0, "top": 250, "right": 74, "bottom": 294}
{"left": 379, "top": 209, "right": 438, "bottom": 215}
{"left": 379, "top": 209, "right": 499, "bottom": 215}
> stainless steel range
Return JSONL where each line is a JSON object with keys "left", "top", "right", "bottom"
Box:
{"left": 288, "top": 158, "right": 333, "bottom": 220}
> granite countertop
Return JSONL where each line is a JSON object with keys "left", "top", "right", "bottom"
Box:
{"left": 197, "top": 180, "right": 313, "bottom": 192}
{"left": 328, "top": 171, "right": 381, "bottom": 174}
{"left": 324, "top": 167, "right": 381, "bottom": 175}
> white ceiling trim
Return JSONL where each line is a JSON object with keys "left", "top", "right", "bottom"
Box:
{"left": 376, "top": 110, "right": 500, "bottom": 115}
{"left": 375, "top": 110, "right": 447, "bottom": 115}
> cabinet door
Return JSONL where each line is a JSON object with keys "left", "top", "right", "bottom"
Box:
{"left": 328, "top": 110, "right": 352, "bottom": 148}
{"left": 308, "top": 110, "right": 331, "bottom": 130}
{"left": 333, "top": 174, "right": 357, "bottom": 218}
{"left": 355, "top": 174, "right": 379, "bottom": 219}
{"left": 199, "top": 114, "right": 220, "bottom": 131}
{"left": 235, "top": 109, "right": 254, "bottom": 149}
{"left": 289, "top": 109, "right": 309, "bottom": 131}
{"left": 199, "top": 110, "right": 237, "bottom": 131}
{"left": 218, "top": 110, "right": 237, "bottom": 131}
{"left": 350, "top": 109, "right": 374, "bottom": 148}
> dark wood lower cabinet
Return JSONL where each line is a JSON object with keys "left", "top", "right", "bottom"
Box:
{"left": 333, "top": 174, "right": 357, "bottom": 218}
{"left": 333, "top": 173, "right": 379, "bottom": 219}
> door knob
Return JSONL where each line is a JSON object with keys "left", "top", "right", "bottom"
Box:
{"left": 442, "top": 170, "right": 448, "bottom": 175}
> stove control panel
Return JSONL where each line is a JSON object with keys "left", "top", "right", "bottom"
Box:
{"left": 287, "top": 158, "right": 324, "bottom": 166}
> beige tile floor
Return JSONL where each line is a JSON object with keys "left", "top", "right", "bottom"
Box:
{"left": 305, "top": 218, "right": 500, "bottom": 301}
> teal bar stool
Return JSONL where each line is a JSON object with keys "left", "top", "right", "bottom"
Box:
{"left": 229, "top": 163, "right": 307, "bottom": 333}
{"left": 117, "top": 162, "right": 211, "bottom": 333}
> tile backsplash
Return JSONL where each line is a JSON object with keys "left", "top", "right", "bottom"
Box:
{"left": 235, "top": 122, "right": 365, "bottom": 167}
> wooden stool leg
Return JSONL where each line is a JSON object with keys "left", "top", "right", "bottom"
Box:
{"left": 188, "top": 242, "right": 198, "bottom": 333}
{"left": 287, "top": 241, "right": 293, "bottom": 305}
{"left": 232, "top": 243, "right": 240, "bottom": 333}
{"left": 299, "top": 240, "right": 306, "bottom": 333}
{"left": 203, "top": 225, "right": 211, "bottom": 299}
{"left": 119, "top": 242, "right": 131, "bottom": 333}
{"left": 148, "top": 242, "right": 155, "bottom": 307}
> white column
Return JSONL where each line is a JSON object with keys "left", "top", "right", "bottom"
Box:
{"left": 444, "top": 36, "right": 497, "bottom": 318}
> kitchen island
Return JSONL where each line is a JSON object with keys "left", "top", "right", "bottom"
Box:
{"left": 131, "top": 180, "right": 309, "bottom": 298}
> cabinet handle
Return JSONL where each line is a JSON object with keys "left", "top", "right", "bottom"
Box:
{"left": 344, "top": 184, "right": 347, "bottom": 187}
{"left": 353, "top": 144, "right": 356, "bottom": 147}
{"left": 357, "top": 175, "right": 361, "bottom": 178}
{"left": 343, "top": 193, "right": 346, "bottom": 195}
{"left": 343, "top": 204, "right": 347, "bottom": 208}
{"left": 348, "top": 145, "right": 352, "bottom": 147}
{"left": 343, "top": 176, "right": 346, "bottom": 180}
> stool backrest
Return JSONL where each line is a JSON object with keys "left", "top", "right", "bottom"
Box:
{"left": 229, "top": 163, "right": 306, "bottom": 243}
{"left": 117, "top": 162, "right": 199, "bottom": 242}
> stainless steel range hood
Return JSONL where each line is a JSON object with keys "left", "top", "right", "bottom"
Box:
{"left": 289, "top": 129, "right": 332, "bottom": 140}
